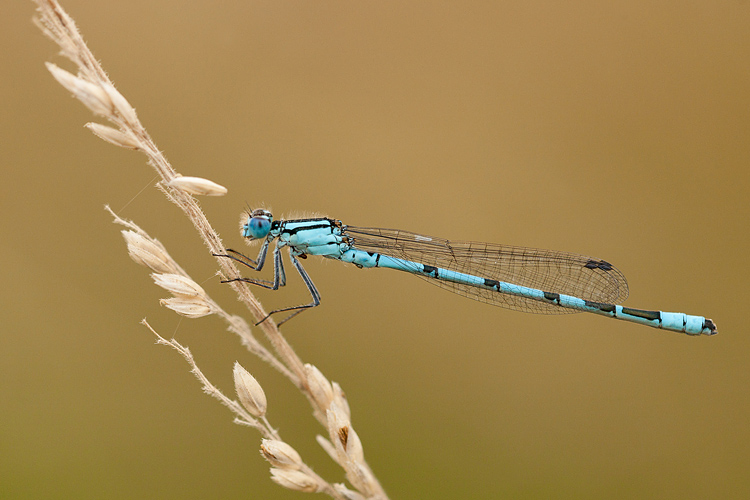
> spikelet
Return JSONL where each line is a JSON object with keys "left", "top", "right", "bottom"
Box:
{"left": 120, "top": 230, "right": 178, "bottom": 274}
{"left": 159, "top": 296, "right": 213, "bottom": 318}
{"left": 85, "top": 123, "right": 140, "bottom": 149}
{"left": 46, "top": 63, "right": 113, "bottom": 116}
{"left": 260, "top": 439, "right": 303, "bottom": 470}
{"left": 269, "top": 468, "right": 321, "bottom": 493}
{"left": 168, "top": 176, "right": 228, "bottom": 196}
{"left": 233, "top": 362, "right": 267, "bottom": 418}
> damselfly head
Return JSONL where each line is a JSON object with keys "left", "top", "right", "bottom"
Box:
{"left": 242, "top": 209, "right": 273, "bottom": 240}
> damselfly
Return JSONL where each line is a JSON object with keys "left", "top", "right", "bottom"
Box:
{"left": 216, "top": 209, "right": 717, "bottom": 335}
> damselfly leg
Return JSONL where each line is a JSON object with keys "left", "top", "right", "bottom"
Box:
{"left": 215, "top": 243, "right": 321, "bottom": 326}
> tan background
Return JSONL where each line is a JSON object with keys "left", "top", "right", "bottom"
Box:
{"left": 2, "top": 1, "right": 749, "bottom": 498}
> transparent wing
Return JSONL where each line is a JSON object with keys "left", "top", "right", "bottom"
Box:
{"left": 344, "top": 226, "right": 629, "bottom": 314}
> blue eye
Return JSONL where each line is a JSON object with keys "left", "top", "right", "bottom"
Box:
{"left": 244, "top": 216, "right": 272, "bottom": 239}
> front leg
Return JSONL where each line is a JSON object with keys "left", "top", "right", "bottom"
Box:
{"left": 221, "top": 242, "right": 285, "bottom": 290}
{"left": 213, "top": 238, "right": 270, "bottom": 271}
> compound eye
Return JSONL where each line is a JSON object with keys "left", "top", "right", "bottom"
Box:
{"left": 244, "top": 216, "right": 271, "bottom": 239}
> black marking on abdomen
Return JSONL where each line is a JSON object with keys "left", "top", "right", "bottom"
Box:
{"left": 704, "top": 319, "right": 717, "bottom": 334}
{"left": 423, "top": 265, "right": 438, "bottom": 277}
{"left": 484, "top": 279, "right": 500, "bottom": 289}
{"left": 584, "top": 259, "right": 614, "bottom": 271}
{"left": 585, "top": 300, "right": 616, "bottom": 313}
{"left": 543, "top": 292, "right": 560, "bottom": 304}
{"left": 621, "top": 307, "right": 661, "bottom": 321}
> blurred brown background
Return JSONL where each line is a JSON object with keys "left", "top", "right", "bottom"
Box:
{"left": 2, "top": 1, "right": 748, "bottom": 498}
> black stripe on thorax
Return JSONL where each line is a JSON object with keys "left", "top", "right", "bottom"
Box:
{"left": 279, "top": 219, "right": 335, "bottom": 236}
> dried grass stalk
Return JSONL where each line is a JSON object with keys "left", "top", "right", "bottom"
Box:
{"left": 33, "top": 1, "right": 389, "bottom": 498}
